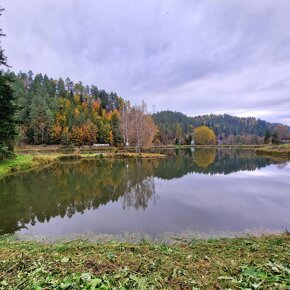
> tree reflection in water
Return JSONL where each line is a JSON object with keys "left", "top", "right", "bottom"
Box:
{"left": 0, "top": 149, "right": 284, "bottom": 234}
{"left": 122, "top": 159, "right": 156, "bottom": 210}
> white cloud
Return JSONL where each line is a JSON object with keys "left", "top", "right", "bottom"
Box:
{"left": 1, "top": 0, "right": 290, "bottom": 124}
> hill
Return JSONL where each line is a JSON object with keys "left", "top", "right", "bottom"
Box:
{"left": 153, "top": 110, "right": 289, "bottom": 140}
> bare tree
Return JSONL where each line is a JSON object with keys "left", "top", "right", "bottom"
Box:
{"left": 275, "top": 125, "right": 289, "bottom": 141}
{"left": 120, "top": 101, "right": 131, "bottom": 147}
{"left": 121, "top": 100, "right": 157, "bottom": 151}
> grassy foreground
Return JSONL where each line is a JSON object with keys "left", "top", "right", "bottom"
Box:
{"left": 0, "top": 234, "right": 289, "bottom": 289}
{"left": 256, "top": 144, "right": 290, "bottom": 159}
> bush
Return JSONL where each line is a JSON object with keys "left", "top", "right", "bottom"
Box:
{"left": 0, "top": 145, "right": 15, "bottom": 160}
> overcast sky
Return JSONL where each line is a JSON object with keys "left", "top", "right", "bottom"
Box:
{"left": 1, "top": 0, "right": 290, "bottom": 124}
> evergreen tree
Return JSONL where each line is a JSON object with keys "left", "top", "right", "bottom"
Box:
{"left": 0, "top": 7, "right": 17, "bottom": 159}
{"left": 264, "top": 130, "right": 271, "bottom": 144}
{"left": 272, "top": 132, "right": 280, "bottom": 145}
{"left": 57, "top": 78, "right": 66, "bottom": 98}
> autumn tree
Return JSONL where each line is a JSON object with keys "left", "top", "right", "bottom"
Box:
{"left": 194, "top": 126, "right": 216, "bottom": 145}
{"left": 132, "top": 101, "right": 157, "bottom": 151}
{"left": 274, "top": 125, "right": 289, "bottom": 141}
{"left": 193, "top": 149, "right": 216, "bottom": 168}
{"left": 120, "top": 101, "right": 131, "bottom": 147}
{"left": 111, "top": 109, "right": 122, "bottom": 145}
{"left": 121, "top": 101, "right": 157, "bottom": 151}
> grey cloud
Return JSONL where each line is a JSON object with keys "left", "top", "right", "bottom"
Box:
{"left": 1, "top": 0, "right": 290, "bottom": 124}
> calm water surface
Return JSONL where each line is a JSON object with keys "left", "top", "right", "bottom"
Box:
{"left": 0, "top": 149, "right": 289, "bottom": 238}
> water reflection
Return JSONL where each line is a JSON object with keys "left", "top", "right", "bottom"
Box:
{"left": 154, "top": 148, "right": 275, "bottom": 179}
{"left": 0, "top": 159, "right": 157, "bottom": 234}
{"left": 0, "top": 149, "right": 288, "bottom": 236}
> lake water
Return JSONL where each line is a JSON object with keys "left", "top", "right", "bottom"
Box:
{"left": 0, "top": 149, "right": 290, "bottom": 239}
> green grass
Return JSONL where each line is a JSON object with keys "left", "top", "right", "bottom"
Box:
{"left": 0, "top": 155, "right": 58, "bottom": 179}
{"left": 0, "top": 155, "right": 34, "bottom": 177}
{"left": 0, "top": 234, "right": 289, "bottom": 289}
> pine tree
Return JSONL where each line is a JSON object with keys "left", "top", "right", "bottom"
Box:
{"left": 0, "top": 7, "right": 17, "bottom": 159}
{"left": 264, "top": 130, "right": 271, "bottom": 144}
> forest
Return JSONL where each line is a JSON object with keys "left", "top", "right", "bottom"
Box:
{"left": 7, "top": 70, "right": 123, "bottom": 146}
{"left": 153, "top": 110, "right": 290, "bottom": 145}
{"left": 3, "top": 71, "right": 156, "bottom": 149}
{"left": 2, "top": 70, "right": 290, "bottom": 151}
{"left": 3, "top": 70, "right": 290, "bottom": 149}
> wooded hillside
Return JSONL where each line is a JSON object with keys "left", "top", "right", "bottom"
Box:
{"left": 153, "top": 110, "right": 289, "bottom": 142}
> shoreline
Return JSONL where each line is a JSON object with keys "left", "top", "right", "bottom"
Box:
{"left": 256, "top": 144, "right": 290, "bottom": 159}
{"left": 2, "top": 144, "right": 290, "bottom": 179}
{"left": 1, "top": 233, "right": 289, "bottom": 288}
{"left": 0, "top": 152, "right": 166, "bottom": 180}
{"left": 16, "top": 144, "right": 264, "bottom": 152}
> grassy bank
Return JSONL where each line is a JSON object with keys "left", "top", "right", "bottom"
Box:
{"left": 256, "top": 144, "right": 290, "bottom": 159}
{"left": 0, "top": 152, "right": 166, "bottom": 179}
{"left": 0, "top": 155, "right": 58, "bottom": 179}
{"left": 15, "top": 144, "right": 264, "bottom": 154}
{"left": 0, "top": 234, "right": 289, "bottom": 289}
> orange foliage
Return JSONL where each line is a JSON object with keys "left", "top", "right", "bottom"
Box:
{"left": 82, "top": 102, "right": 88, "bottom": 110}
{"left": 92, "top": 100, "right": 100, "bottom": 111}
{"left": 50, "top": 124, "right": 62, "bottom": 142}
{"left": 69, "top": 124, "right": 97, "bottom": 145}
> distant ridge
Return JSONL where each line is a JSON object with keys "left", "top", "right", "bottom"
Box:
{"left": 152, "top": 110, "right": 290, "bottom": 138}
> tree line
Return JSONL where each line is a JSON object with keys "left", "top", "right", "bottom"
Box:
{"left": 7, "top": 70, "right": 157, "bottom": 148}
{"left": 153, "top": 110, "right": 290, "bottom": 145}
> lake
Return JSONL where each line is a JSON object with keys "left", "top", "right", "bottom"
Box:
{"left": 0, "top": 148, "right": 290, "bottom": 239}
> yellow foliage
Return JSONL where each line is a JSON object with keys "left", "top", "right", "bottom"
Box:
{"left": 111, "top": 109, "right": 120, "bottom": 120}
{"left": 74, "top": 94, "right": 81, "bottom": 104}
{"left": 194, "top": 126, "right": 216, "bottom": 145}
{"left": 193, "top": 149, "right": 216, "bottom": 168}
{"left": 101, "top": 109, "right": 106, "bottom": 118}
{"left": 108, "top": 130, "right": 113, "bottom": 144}
{"left": 105, "top": 111, "right": 112, "bottom": 121}
{"left": 55, "top": 113, "right": 66, "bottom": 126}
{"left": 92, "top": 111, "right": 99, "bottom": 122}
{"left": 65, "top": 99, "right": 71, "bottom": 109}
{"left": 74, "top": 108, "right": 80, "bottom": 119}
